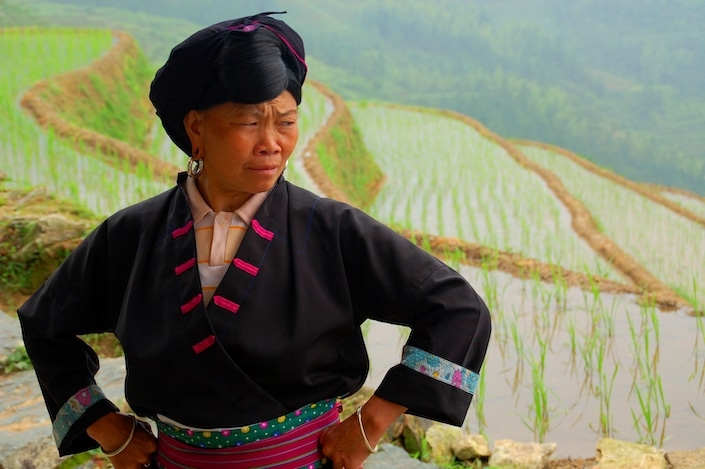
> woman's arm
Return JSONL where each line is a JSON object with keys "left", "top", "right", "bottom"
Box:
{"left": 319, "top": 395, "right": 407, "bottom": 469}
{"left": 18, "top": 214, "right": 141, "bottom": 455}
{"left": 86, "top": 412, "right": 157, "bottom": 468}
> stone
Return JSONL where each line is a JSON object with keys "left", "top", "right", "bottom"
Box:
{"left": 423, "top": 423, "right": 463, "bottom": 464}
{"left": 667, "top": 447, "right": 705, "bottom": 469}
{"left": 0, "top": 435, "right": 62, "bottom": 469}
{"left": 452, "top": 433, "right": 491, "bottom": 460}
{"left": 0, "top": 358, "right": 127, "bottom": 464}
{"left": 0, "top": 312, "right": 22, "bottom": 362}
{"left": 400, "top": 415, "right": 427, "bottom": 456}
{"left": 595, "top": 438, "right": 666, "bottom": 469}
{"left": 489, "top": 439, "right": 557, "bottom": 469}
{"left": 13, "top": 214, "right": 88, "bottom": 261}
{"left": 366, "top": 443, "right": 440, "bottom": 469}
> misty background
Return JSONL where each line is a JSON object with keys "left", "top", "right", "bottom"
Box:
{"left": 3, "top": 0, "right": 704, "bottom": 196}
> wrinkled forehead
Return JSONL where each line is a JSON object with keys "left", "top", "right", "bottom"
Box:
{"left": 200, "top": 91, "right": 299, "bottom": 117}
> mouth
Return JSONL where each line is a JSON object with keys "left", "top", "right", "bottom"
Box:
{"left": 250, "top": 164, "right": 281, "bottom": 174}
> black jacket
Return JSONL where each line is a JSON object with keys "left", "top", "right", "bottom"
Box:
{"left": 18, "top": 174, "right": 491, "bottom": 455}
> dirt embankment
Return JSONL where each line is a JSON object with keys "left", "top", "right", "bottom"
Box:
{"left": 515, "top": 140, "right": 705, "bottom": 230}
{"left": 339, "top": 103, "right": 689, "bottom": 311}
{"left": 641, "top": 182, "right": 705, "bottom": 208}
{"left": 15, "top": 30, "right": 688, "bottom": 311}
{"left": 398, "top": 229, "right": 639, "bottom": 297}
{"left": 19, "top": 30, "right": 179, "bottom": 185}
{"left": 441, "top": 110, "right": 689, "bottom": 311}
{"left": 298, "top": 82, "right": 354, "bottom": 205}
{"left": 302, "top": 82, "right": 386, "bottom": 210}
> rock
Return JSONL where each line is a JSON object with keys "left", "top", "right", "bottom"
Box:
{"left": 667, "top": 447, "right": 705, "bottom": 469}
{"left": 423, "top": 423, "right": 463, "bottom": 464}
{"left": 0, "top": 357, "right": 127, "bottom": 465}
{"left": 366, "top": 443, "right": 440, "bottom": 469}
{"left": 0, "top": 435, "right": 62, "bottom": 469}
{"left": 452, "top": 433, "right": 491, "bottom": 461}
{"left": 0, "top": 312, "right": 22, "bottom": 362}
{"left": 489, "top": 439, "right": 557, "bottom": 469}
{"left": 595, "top": 438, "right": 666, "bottom": 469}
{"left": 13, "top": 214, "right": 88, "bottom": 261}
{"left": 400, "top": 415, "right": 427, "bottom": 455}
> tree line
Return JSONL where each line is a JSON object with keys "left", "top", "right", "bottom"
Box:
{"left": 20, "top": 0, "right": 705, "bottom": 194}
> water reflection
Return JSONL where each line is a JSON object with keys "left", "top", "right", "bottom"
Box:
{"left": 364, "top": 266, "right": 705, "bottom": 458}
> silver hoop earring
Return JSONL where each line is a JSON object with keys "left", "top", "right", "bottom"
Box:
{"left": 187, "top": 157, "right": 204, "bottom": 178}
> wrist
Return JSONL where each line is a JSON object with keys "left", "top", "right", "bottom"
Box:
{"left": 101, "top": 414, "right": 136, "bottom": 457}
{"left": 86, "top": 412, "right": 133, "bottom": 453}
{"left": 356, "top": 406, "right": 379, "bottom": 453}
{"left": 358, "top": 396, "right": 407, "bottom": 448}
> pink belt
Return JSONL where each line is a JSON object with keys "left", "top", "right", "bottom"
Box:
{"left": 156, "top": 404, "right": 340, "bottom": 469}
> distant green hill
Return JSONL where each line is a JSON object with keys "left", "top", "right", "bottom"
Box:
{"left": 6, "top": 0, "right": 704, "bottom": 195}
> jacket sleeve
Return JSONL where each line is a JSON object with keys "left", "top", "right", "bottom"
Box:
{"left": 336, "top": 204, "right": 492, "bottom": 426}
{"left": 17, "top": 213, "right": 137, "bottom": 455}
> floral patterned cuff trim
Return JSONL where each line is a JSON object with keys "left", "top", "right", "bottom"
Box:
{"left": 401, "top": 346, "right": 480, "bottom": 395}
{"left": 53, "top": 385, "right": 108, "bottom": 447}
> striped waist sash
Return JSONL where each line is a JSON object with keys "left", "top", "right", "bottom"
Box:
{"left": 156, "top": 401, "right": 340, "bottom": 469}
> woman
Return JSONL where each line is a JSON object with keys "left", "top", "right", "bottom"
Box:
{"left": 18, "top": 12, "right": 491, "bottom": 469}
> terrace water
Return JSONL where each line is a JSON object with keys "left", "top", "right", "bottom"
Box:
{"left": 364, "top": 266, "right": 705, "bottom": 458}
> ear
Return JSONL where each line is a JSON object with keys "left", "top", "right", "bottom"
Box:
{"left": 183, "top": 110, "right": 204, "bottom": 155}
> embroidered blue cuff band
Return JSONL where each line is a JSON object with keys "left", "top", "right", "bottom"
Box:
{"left": 400, "top": 346, "right": 480, "bottom": 395}
{"left": 53, "top": 385, "right": 108, "bottom": 448}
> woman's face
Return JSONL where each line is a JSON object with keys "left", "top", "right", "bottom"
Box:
{"left": 184, "top": 90, "right": 299, "bottom": 204}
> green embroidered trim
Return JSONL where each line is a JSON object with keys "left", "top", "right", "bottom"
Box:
{"left": 156, "top": 461, "right": 328, "bottom": 469}
{"left": 401, "top": 345, "right": 480, "bottom": 394}
{"left": 53, "top": 385, "right": 107, "bottom": 447}
{"left": 157, "top": 399, "right": 337, "bottom": 449}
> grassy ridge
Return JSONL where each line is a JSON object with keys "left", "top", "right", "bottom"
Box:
{"left": 518, "top": 141, "right": 705, "bottom": 309}
{"left": 307, "top": 83, "right": 385, "bottom": 210}
{"left": 19, "top": 30, "right": 179, "bottom": 184}
{"left": 37, "top": 33, "right": 154, "bottom": 146}
{"left": 3, "top": 22, "right": 705, "bottom": 459}
{"left": 8, "top": 26, "right": 700, "bottom": 312}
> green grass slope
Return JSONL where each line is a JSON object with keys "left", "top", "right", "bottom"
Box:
{"left": 519, "top": 141, "right": 705, "bottom": 307}
{"left": 8, "top": 0, "right": 705, "bottom": 198}
{"left": 0, "top": 27, "right": 169, "bottom": 215}
{"left": 2, "top": 22, "right": 705, "bottom": 462}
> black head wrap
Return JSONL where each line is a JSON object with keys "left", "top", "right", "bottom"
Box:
{"left": 149, "top": 12, "right": 307, "bottom": 155}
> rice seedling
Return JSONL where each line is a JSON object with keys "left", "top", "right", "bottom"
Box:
{"left": 689, "top": 289, "right": 705, "bottom": 391}
{"left": 5, "top": 25, "right": 704, "bottom": 460}
{"left": 595, "top": 345, "right": 619, "bottom": 437}
{"left": 474, "top": 364, "right": 488, "bottom": 435}
{"left": 564, "top": 310, "right": 579, "bottom": 371}
{"left": 625, "top": 298, "right": 671, "bottom": 447}
{"left": 508, "top": 312, "right": 525, "bottom": 392}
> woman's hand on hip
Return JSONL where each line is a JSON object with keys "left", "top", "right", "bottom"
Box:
{"left": 319, "top": 414, "right": 369, "bottom": 469}
{"left": 319, "top": 395, "right": 407, "bottom": 469}
{"left": 87, "top": 412, "right": 158, "bottom": 468}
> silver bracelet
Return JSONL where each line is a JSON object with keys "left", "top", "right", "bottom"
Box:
{"left": 356, "top": 406, "right": 379, "bottom": 454}
{"left": 102, "top": 414, "right": 136, "bottom": 458}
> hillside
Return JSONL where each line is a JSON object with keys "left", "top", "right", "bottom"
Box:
{"left": 1, "top": 24, "right": 704, "bottom": 463}
{"left": 6, "top": 0, "right": 704, "bottom": 198}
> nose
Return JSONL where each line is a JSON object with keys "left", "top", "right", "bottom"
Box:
{"left": 256, "top": 125, "right": 281, "bottom": 155}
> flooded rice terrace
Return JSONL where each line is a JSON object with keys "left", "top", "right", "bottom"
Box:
{"left": 364, "top": 266, "right": 705, "bottom": 458}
